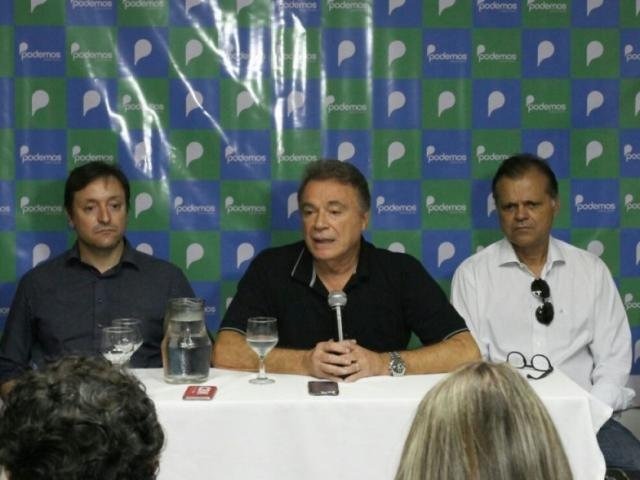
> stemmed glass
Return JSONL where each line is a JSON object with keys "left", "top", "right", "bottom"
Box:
{"left": 100, "top": 325, "right": 136, "bottom": 367}
{"left": 246, "top": 317, "right": 278, "bottom": 384}
{"left": 112, "top": 318, "right": 143, "bottom": 354}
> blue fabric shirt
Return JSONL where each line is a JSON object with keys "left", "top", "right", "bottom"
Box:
{"left": 0, "top": 239, "right": 194, "bottom": 383}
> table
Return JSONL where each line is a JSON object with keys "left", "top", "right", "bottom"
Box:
{"left": 137, "top": 368, "right": 611, "bottom": 480}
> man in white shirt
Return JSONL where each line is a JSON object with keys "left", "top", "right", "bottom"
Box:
{"left": 451, "top": 153, "right": 640, "bottom": 471}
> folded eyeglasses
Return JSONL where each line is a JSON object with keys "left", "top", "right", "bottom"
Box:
{"left": 507, "top": 351, "right": 554, "bottom": 380}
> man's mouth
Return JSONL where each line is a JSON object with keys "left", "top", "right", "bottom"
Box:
{"left": 312, "top": 237, "right": 334, "bottom": 244}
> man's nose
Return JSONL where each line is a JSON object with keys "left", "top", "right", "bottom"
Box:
{"left": 97, "top": 205, "right": 110, "bottom": 223}
{"left": 313, "top": 210, "right": 328, "bottom": 228}
{"left": 514, "top": 204, "right": 528, "bottom": 219}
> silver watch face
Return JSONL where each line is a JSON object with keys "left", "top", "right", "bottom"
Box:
{"left": 391, "top": 363, "right": 405, "bottom": 376}
{"left": 390, "top": 353, "right": 406, "bottom": 376}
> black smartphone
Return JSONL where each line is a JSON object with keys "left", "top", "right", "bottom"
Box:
{"left": 308, "top": 380, "right": 339, "bottom": 396}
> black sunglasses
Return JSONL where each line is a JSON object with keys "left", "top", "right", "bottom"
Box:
{"left": 531, "top": 278, "right": 554, "bottom": 325}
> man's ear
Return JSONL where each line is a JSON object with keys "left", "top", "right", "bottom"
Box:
{"left": 66, "top": 211, "right": 75, "bottom": 229}
{"left": 551, "top": 198, "right": 560, "bottom": 215}
{"left": 361, "top": 211, "right": 370, "bottom": 230}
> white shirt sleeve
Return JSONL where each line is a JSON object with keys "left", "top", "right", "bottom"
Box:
{"left": 588, "top": 259, "right": 635, "bottom": 411}
{"left": 451, "top": 260, "right": 488, "bottom": 359}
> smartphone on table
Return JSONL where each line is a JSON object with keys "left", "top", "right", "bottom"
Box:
{"left": 308, "top": 380, "right": 339, "bottom": 396}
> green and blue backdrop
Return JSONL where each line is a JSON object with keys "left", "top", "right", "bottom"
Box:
{"left": 0, "top": 0, "right": 639, "bottom": 394}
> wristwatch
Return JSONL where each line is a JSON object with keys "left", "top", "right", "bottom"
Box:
{"left": 389, "top": 351, "right": 406, "bottom": 377}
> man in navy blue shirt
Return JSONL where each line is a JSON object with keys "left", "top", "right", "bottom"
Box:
{"left": 0, "top": 161, "right": 194, "bottom": 398}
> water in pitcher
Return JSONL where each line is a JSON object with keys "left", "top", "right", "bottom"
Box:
{"left": 163, "top": 298, "right": 212, "bottom": 384}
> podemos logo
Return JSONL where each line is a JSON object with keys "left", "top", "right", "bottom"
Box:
{"left": 122, "top": 95, "right": 164, "bottom": 112}
{"left": 18, "top": 42, "right": 61, "bottom": 62}
{"left": 624, "top": 145, "right": 640, "bottom": 162}
{"left": 375, "top": 196, "right": 417, "bottom": 214}
{"left": 19, "top": 146, "right": 62, "bottom": 164}
{"left": 525, "top": 95, "right": 567, "bottom": 114}
{"left": 624, "top": 194, "right": 640, "bottom": 212}
{"left": 224, "top": 196, "right": 266, "bottom": 215}
{"left": 326, "top": 0, "right": 368, "bottom": 11}
{"left": 276, "top": 1, "right": 318, "bottom": 11}
{"left": 476, "top": 45, "right": 517, "bottom": 63}
{"left": 276, "top": 148, "right": 317, "bottom": 164}
{"left": 476, "top": 146, "right": 508, "bottom": 163}
{"left": 624, "top": 293, "right": 640, "bottom": 311}
{"left": 121, "top": 0, "right": 164, "bottom": 8}
{"left": 574, "top": 195, "right": 615, "bottom": 213}
{"left": 426, "top": 44, "right": 468, "bottom": 63}
{"left": 70, "top": 0, "right": 113, "bottom": 8}
{"left": 425, "top": 146, "right": 467, "bottom": 165}
{"left": 174, "top": 196, "right": 216, "bottom": 215}
{"left": 325, "top": 95, "right": 367, "bottom": 114}
{"left": 224, "top": 146, "right": 267, "bottom": 165}
{"left": 425, "top": 196, "right": 467, "bottom": 214}
{"left": 526, "top": 0, "right": 567, "bottom": 12}
{"left": 624, "top": 45, "right": 640, "bottom": 63}
{"left": 476, "top": 0, "right": 517, "bottom": 12}
{"left": 227, "top": 46, "right": 253, "bottom": 65}
{"left": 20, "top": 196, "right": 62, "bottom": 215}
{"left": 69, "top": 43, "right": 113, "bottom": 61}
{"left": 71, "top": 146, "right": 114, "bottom": 165}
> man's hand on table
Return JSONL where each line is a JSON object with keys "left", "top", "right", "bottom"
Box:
{"left": 303, "top": 339, "right": 387, "bottom": 382}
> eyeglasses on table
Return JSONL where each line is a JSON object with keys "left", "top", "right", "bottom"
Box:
{"left": 507, "top": 351, "right": 554, "bottom": 380}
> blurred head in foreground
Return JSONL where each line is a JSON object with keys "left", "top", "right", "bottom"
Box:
{"left": 0, "top": 356, "right": 164, "bottom": 480}
{"left": 395, "top": 361, "right": 572, "bottom": 480}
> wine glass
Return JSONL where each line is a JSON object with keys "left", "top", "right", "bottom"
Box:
{"left": 100, "top": 325, "right": 136, "bottom": 367}
{"left": 246, "top": 317, "right": 278, "bottom": 384}
{"left": 112, "top": 318, "right": 143, "bottom": 355}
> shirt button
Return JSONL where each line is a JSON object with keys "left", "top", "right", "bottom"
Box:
{"left": 97, "top": 298, "right": 103, "bottom": 303}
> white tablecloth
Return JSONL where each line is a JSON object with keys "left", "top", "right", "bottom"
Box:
{"left": 136, "top": 368, "right": 611, "bottom": 480}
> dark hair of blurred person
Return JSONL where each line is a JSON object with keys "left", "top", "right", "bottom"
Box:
{"left": 0, "top": 356, "right": 164, "bottom": 480}
{"left": 395, "top": 361, "right": 572, "bottom": 480}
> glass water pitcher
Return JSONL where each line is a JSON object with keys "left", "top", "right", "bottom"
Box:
{"left": 162, "top": 297, "right": 212, "bottom": 384}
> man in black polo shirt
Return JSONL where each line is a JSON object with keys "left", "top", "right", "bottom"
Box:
{"left": 214, "top": 160, "right": 479, "bottom": 381}
{"left": 0, "top": 161, "right": 194, "bottom": 398}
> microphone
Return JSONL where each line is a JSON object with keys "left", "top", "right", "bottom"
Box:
{"left": 328, "top": 291, "right": 347, "bottom": 342}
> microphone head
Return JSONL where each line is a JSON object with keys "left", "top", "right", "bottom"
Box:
{"left": 328, "top": 291, "right": 347, "bottom": 308}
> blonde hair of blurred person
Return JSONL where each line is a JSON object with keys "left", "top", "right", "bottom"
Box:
{"left": 395, "top": 361, "right": 572, "bottom": 480}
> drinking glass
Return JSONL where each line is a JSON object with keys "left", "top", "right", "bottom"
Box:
{"left": 112, "top": 318, "right": 143, "bottom": 354}
{"left": 100, "top": 325, "right": 136, "bottom": 367}
{"left": 246, "top": 317, "right": 278, "bottom": 384}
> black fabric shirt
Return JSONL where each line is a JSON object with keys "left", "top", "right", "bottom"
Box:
{"left": 220, "top": 239, "right": 468, "bottom": 351}
{"left": 0, "top": 240, "right": 194, "bottom": 383}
